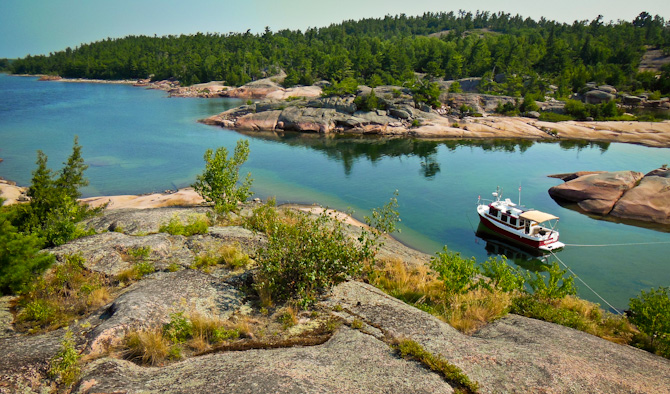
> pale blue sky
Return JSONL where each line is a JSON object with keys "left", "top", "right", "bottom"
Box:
{"left": 1, "top": 0, "right": 668, "bottom": 58}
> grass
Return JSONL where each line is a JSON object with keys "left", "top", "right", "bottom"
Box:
{"left": 393, "top": 338, "right": 479, "bottom": 393}
{"left": 369, "top": 257, "right": 638, "bottom": 345}
{"left": 192, "top": 244, "right": 251, "bottom": 271}
{"left": 159, "top": 214, "right": 209, "bottom": 236}
{"left": 117, "top": 246, "right": 155, "bottom": 283}
{"left": 15, "top": 254, "right": 112, "bottom": 332}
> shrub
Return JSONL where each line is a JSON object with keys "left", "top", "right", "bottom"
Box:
{"left": 0, "top": 204, "right": 55, "bottom": 295}
{"left": 192, "top": 139, "right": 253, "bottom": 215}
{"left": 538, "top": 112, "right": 574, "bottom": 122}
{"left": 123, "top": 328, "right": 172, "bottom": 366}
{"left": 256, "top": 209, "right": 372, "bottom": 306}
{"left": 354, "top": 89, "right": 385, "bottom": 112}
{"left": 628, "top": 287, "right": 670, "bottom": 357}
{"left": 16, "top": 254, "right": 110, "bottom": 332}
{"left": 430, "top": 247, "right": 479, "bottom": 298}
{"left": 163, "top": 312, "right": 194, "bottom": 344}
{"left": 448, "top": 81, "right": 463, "bottom": 93}
{"left": 244, "top": 197, "right": 279, "bottom": 234}
{"left": 526, "top": 262, "right": 576, "bottom": 299}
{"left": 478, "top": 256, "right": 526, "bottom": 293}
{"left": 519, "top": 94, "right": 540, "bottom": 113}
{"left": 193, "top": 245, "right": 250, "bottom": 271}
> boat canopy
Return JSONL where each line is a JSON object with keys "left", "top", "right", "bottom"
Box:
{"left": 519, "top": 210, "right": 559, "bottom": 223}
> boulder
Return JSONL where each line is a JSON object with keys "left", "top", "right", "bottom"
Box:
{"left": 235, "top": 110, "right": 281, "bottom": 131}
{"left": 306, "top": 96, "right": 357, "bottom": 114}
{"left": 548, "top": 171, "right": 644, "bottom": 215}
{"left": 277, "top": 106, "right": 338, "bottom": 133}
{"left": 610, "top": 169, "right": 670, "bottom": 224}
{"left": 85, "top": 269, "right": 243, "bottom": 355}
{"left": 621, "top": 95, "right": 645, "bottom": 106}
{"left": 83, "top": 207, "right": 210, "bottom": 235}
{"left": 598, "top": 85, "right": 617, "bottom": 94}
{"left": 585, "top": 90, "right": 615, "bottom": 104}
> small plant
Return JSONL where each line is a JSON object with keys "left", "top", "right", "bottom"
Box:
{"left": 166, "top": 263, "right": 181, "bottom": 272}
{"left": 393, "top": 339, "right": 479, "bottom": 393}
{"left": 163, "top": 312, "right": 194, "bottom": 344}
{"left": 452, "top": 123, "right": 460, "bottom": 128}
{"left": 244, "top": 197, "right": 279, "bottom": 234}
{"left": 277, "top": 307, "right": 298, "bottom": 329}
{"left": 410, "top": 119, "right": 421, "bottom": 128}
{"left": 48, "top": 330, "right": 80, "bottom": 387}
{"left": 118, "top": 246, "right": 155, "bottom": 282}
{"left": 193, "top": 245, "right": 250, "bottom": 271}
{"left": 351, "top": 318, "right": 363, "bottom": 329}
{"left": 123, "top": 328, "right": 172, "bottom": 366}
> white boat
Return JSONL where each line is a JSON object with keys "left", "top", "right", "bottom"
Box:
{"left": 476, "top": 187, "right": 565, "bottom": 252}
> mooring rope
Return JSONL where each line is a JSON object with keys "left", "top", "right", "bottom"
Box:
{"left": 564, "top": 241, "right": 670, "bottom": 247}
{"left": 549, "top": 251, "right": 623, "bottom": 315}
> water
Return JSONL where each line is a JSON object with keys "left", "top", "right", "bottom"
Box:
{"left": 1, "top": 74, "right": 669, "bottom": 309}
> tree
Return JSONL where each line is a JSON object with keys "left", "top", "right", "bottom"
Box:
{"left": 629, "top": 287, "right": 670, "bottom": 356}
{"left": 193, "top": 139, "right": 253, "bottom": 215}
{"left": 23, "top": 137, "right": 95, "bottom": 246}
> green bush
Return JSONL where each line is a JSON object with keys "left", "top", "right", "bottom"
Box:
{"left": 0, "top": 204, "right": 55, "bottom": 295}
{"left": 354, "top": 89, "right": 385, "bottom": 112}
{"left": 526, "top": 262, "right": 576, "bottom": 299}
{"left": 163, "top": 312, "right": 193, "bottom": 344}
{"left": 538, "top": 112, "right": 574, "bottom": 122}
{"left": 430, "top": 247, "right": 479, "bottom": 297}
{"left": 244, "top": 197, "right": 279, "bottom": 234}
{"left": 479, "top": 256, "right": 526, "bottom": 293}
{"left": 193, "top": 139, "right": 253, "bottom": 215}
{"left": 628, "top": 287, "right": 670, "bottom": 357}
{"left": 256, "top": 209, "right": 372, "bottom": 306}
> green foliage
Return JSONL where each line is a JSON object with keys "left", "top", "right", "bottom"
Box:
{"left": 495, "top": 100, "right": 518, "bottom": 115}
{"left": 448, "top": 81, "right": 463, "bottom": 93}
{"left": 256, "top": 209, "right": 372, "bottom": 306}
{"left": 519, "top": 95, "right": 540, "bottom": 113}
{"left": 394, "top": 339, "right": 479, "bottom": 393}
{"left": 538, "top": 112, "right": 574, "bottom": 122}
{"left": 628, "top": 287, "right": 670, "bottom": 357}
{"left": 526, "top": 262, "right": 576, "bottom": 299}
{"left": 48, "top": 330, "right": 81, "bottom": 387}
{"left": 321, "top": 77, "right": 359, "bottom": 96}
{"left": 411, "top": 78, "right": 442, "bottom": 108}
{"left": 564, "top": 99, "right": 622, "bottom": 120}
{"left": 163, "top": 312, "right": 193, "bottom": 344}
{"left": 159, "top": 215, "right": 209, "bottom": 236}
{"left": 193, "top": 139, "right": 253, "bottom": 215}
{"left": 354, "top": 89, "right": 385, "bottom": 112}
{"left": 0, "top": 204, "right": 55, "bottom": 295}
{"left": 16, "top": 254, "right": 109, "bottom": 331}
{"left": 430, "top": 247, "right": 479, "bottom": 297}
{"left": 479, "top": 256, "right": 526, "bottom": 293}
{"left": 244, "top": 197, "right": 278, "bottom": 234}
{"left": 364, "top": 190, "right": 400, "bottom": 236}
{"left": 212, "top": 327, "right": 240, "bottom": 342}
{"left": 20, "top": 137, "right": 97, "bottom": 247}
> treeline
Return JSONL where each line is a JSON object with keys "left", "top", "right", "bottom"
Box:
{"left": 5, "top": 11, "right": 670, "bottom": 95}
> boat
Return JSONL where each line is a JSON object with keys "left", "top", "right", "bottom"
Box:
{"left": 476, "top": 187, "right": 565, "bottom": 252}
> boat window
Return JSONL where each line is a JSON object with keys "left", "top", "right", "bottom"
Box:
{"left": 510, "top": 217, "right": 517, "bottom": 226}
{"left": 489, "top": 207, "right": 498, "bottom": 217}
{"left": 501, "top": 215, "right": 508, "bottom": 223}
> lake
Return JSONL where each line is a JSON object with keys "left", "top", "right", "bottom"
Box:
{"left": 1, "top": 73, "right": 669, "bottom": 310}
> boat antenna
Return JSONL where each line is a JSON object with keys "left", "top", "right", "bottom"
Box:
{"left": 518, "top": 184, "right": 521, "bottom": 206}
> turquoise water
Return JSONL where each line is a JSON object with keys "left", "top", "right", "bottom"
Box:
{"left": 1, "top": 74, "right": 669, "bottom": 309}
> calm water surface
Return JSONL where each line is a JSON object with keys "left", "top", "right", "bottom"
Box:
{"left": 1, "top": 74, "right": 669, "bottom": 309}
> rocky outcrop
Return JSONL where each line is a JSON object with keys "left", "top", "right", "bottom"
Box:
{"left": 610, "top": 167, "right": 670, "bottom": 224}
{"left": 323, "top": 281, "right": 670, "bottom": 394}
{"left": 549, "top": 168, "right": 670, "bottom": 224}
{"left": 548, "top": 171, "right": 643, "bottom": 215}
{"left": 2, "top": 206, "right": 669, "bottom": 393}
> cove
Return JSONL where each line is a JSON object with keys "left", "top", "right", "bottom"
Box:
{"left": 1, "top": 74, "right": 669, "bottom": 309}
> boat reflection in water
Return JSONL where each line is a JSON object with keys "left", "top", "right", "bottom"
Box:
{"left": 475, "top": 223, "right": 552, "bottom": 272}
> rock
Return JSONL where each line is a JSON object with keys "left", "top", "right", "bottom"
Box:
{"left": 85, "top": 270, "right": 243, "bottom": 355}
{"left": 548, "top": 171, "right": 644, "bottom": 215}
{"left": 74, "top": 328, "right": 452, "bottom": 394}
{"left": 389, "top": 108, "right": 412, "bottom": 119}
{"left": 598, "top": 85, "right": 617, "bottom": 94}
{"left": 277, "top": 106, "right": 339, "bottom": 133}
{"left": 306, "top": 96, "right": 357, "bottom": 114}
{"left": 621, "top": 94, "right": 645, "bottom": 106}
{"left": 83, "top": 207, "right": 210, "bottom": 235}
{"left": 548, "top": 171, "right": 606, "bottom": 182}
{"left": 526, "top": 111, "right": 540, "bottom": 119}
{"left": 610, "top": 169, "right": 670, "bottom": 224}
{"left": 235, "top": 110, "right": 281, "bottom": 131}
{"left": 324, "top": 281, "right": 670, "bottom": 394}
{"left": 585, "top": 90, "right": 615, "bottom": 104}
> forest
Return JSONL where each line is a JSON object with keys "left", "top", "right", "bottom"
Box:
{"left": 2, "top": 10, "right": 670, "bottom": 97}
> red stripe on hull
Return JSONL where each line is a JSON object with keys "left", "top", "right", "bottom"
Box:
{"left": 479, "top": 215, "right": 544, "bottom": 249}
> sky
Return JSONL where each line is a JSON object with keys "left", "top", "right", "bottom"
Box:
{"left": 1, "top": 0, "right": 668, "bottom": 59}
